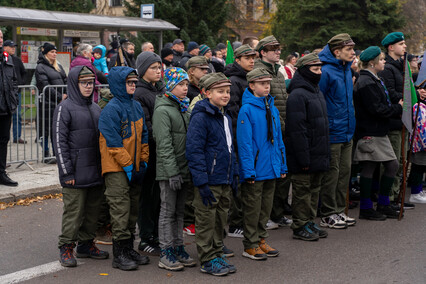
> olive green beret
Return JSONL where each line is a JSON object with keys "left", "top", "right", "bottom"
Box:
{"left": 201, "top": 72, "right": 231, "bottom": 90}
{"left": 381, "top": 32, "right": 404, "bottom": 47}
{"left": 359, "top": 46, "right": 382, "bottom": 62}
{"left": 246, "top": 68, "right": 272, "bottom": 83}
{"left": 234, "top": 44, "right": 256, "bottom": 59}
{"left": 328, "top": 33, "right": 355, "bottom": 50}
{"left": 295, "top": 53, "right": 322, "bottom": 68}
{"left": 255, "top": 35, "right": 280, "bottom": 52}
{"left": 185, "top": 56, "right": 210, "bottom": 70}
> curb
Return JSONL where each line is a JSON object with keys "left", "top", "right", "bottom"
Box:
{"left": 0, "top": 184, "right": 62, "bottom": 203}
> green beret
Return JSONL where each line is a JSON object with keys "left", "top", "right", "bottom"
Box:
{"left": 185, "top": 56, "right": 210, "bottom": 70}
{"left": 234, "top": 44, "right": 256, "bottom": 59}
{"left": 328, "top": 33, "right": 355, "bottom": 50}
{"left": 246, "top": 68, "right": 272, "bottom": 83}
{"left": 359, "top": 46, "right": 382, "bottom": 62}
{"left": 295, "top": 53, "right": 322, "bottom": 68}
{"left": 201, "top": 72, "right": 231, "bottom": 90}
{"left": 381, "top": 32, "right": 404, "bottom": 47}
{"left": 255, "top": 35, "right": 280, "bottom": 52}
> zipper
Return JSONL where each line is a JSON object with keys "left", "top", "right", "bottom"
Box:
{"left": 227, "top": 152, "right": 231, "bottom": 183}
{"left": 254, "top": 150, "right": 259, "bottom": 168}
{"left": 281, "top": 150, "right": 285, "bottom": 164}
{"left": 73, "top": 150, "right": 80, "bottom": 169}
{"left": 179, "top": 112, "right": 187, "bottom": 132}
{"left": 210, "top": 153, "right": 217, "bottom": 175}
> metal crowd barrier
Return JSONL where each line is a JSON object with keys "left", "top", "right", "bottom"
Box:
{"left": 7, "top": 84, "right": 110, "bottom": 169}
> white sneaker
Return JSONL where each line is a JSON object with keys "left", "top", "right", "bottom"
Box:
{"left": 338, "top": 213, "right": 356, "bottom": 226}
{"left": 266, "top": 220, "right": 279, "bottom": 230}
{"left": 320, "top": 214, "right": 347, "bottom": 229}
{"left": 409, "top": 192, "right": 426, "bottom": 204}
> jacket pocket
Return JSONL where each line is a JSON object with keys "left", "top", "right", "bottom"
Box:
{"left": 73, "top": 150, "right": 80, "bottom": 169}
{"left": 210, "top": 153, "right": 217, "bottom": 175}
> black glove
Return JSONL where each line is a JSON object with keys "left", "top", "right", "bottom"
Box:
{"left": 169, "top": 175, "right": 183, "bottom": 191}
{"left": 199, "top": 184, "right": 217, "bottom": 206}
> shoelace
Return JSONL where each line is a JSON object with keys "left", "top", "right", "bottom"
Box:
{"left": 217, "top": 257, "right": 230, "bottom": 267}
{"left": 63, "top": 244, "right": 75, "bottom": 260}
{"left": 211, "top": 258, "right": 225, "bottom": 271}
{"left": 304, "top": 224, "right": 314, "bottom": 234}
{"left": 89, "top": 243, "right": 101, "bottom": 254}
{"left": 260, "top": 241, "right": 272, "bottom": 251}
{"left": 176, "top": 246, "right": 189, "bottom": 258}
{"left": 165, "top": 248, "right": 178, "bottom": 262}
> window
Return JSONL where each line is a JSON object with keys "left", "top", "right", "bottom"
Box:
{"left": 264, "top": 0, "right": 271, "bottom": 12}
{"left": 110, "top": 0, "right": 123, "bottom": 7}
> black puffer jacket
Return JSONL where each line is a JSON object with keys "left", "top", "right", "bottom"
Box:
{"left": 172, "top": 50, "right": 183, "bottom": 67}
{"left": 35, "top": 53, "right": 67, "bottom": 108}
{"left": 11, "top": 55, "right": 26, "bottom": 85}
{"left": 52, "top": 66, "right": 102, "bottom": 188}
{"left": 178, "top": 52, "right": 194, "bottom": 70}
{"left": 353, "top": 70, "right": 402, "bottom": 140}
{"left": 0, "top": 53, "right": 19, "bottom": 115}
{"left": 187, "top": 83, "right": 201, "bottom": 102}
{"left": 285, "top": 71, "right": 330, "bottom": 173}
{"left": 378, "top": 54, "right": 403, "bottom": 131}
{"left": 224, "top": 62, "right": 248, "bottom": 146}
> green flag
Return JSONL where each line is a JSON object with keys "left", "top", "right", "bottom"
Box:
{"left": 225, "top": 40, "right": 234, "bottom": 65}
{"left": 401, "top": 57, "right": 418, "bottom": 133}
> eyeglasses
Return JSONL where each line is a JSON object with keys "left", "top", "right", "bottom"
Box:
{"left": 126, "top": 80, "right": 138, "bottom": 86}
{"left": 78, "top": 80, "right": 95, "bottom": 87}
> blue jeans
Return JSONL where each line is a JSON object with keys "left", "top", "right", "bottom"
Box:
{"left": 12, "top": 92, "right": 22, "bottom": 141}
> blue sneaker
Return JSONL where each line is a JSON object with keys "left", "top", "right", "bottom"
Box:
{"left": 158, "top": 247, "right": 184, "bottom": 271}
{"left": 200, "top": 257, "right": 229, "bottom": 276}
{"left": 175, "top": 245, "right": 196, "bottom": 267}
{"left": 217, "top": 256, "right": 236, "bottom": 273}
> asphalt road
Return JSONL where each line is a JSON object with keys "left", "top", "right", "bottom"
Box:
{"left": 0, "top": 198, "right": 425, "bottom": 284}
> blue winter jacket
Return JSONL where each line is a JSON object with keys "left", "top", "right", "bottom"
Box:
{"left": 186, "top": 99, "right": 238, "bottom": 187}
{"left": 237, "top": 88, "right": 287, "bottom": 182}
{"left": 318, "top": 44, "right": 355, "bottom": 143}
{"left": 93, "top": 45, "right": 109, "bottom": 76}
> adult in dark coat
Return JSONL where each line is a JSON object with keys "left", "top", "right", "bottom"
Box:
{"left": 53, "top": 65, "right": 108, "bottom": 267}
{"left": 178, "top": 42, "right": 200, "bottom": 71}
{"left": 108, "top": 42, "right": 136, "bottom": 70}
{"left": 171, "top": 39, "right": 184, "bottom": 67}
{"left": 0, "top": 32, "right": 19, "bottom": 186}
{"left": 35, "top": 43, "right": 67, "bottom": 162}
{"left": 284, "top": 53, "right": 330, "bottom": 241}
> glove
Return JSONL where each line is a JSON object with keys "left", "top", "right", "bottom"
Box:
{"left": 231, "top": 175, "right": 239, "bottom": 198}
{"left": 169, "top": 175, "right": 183, "bottom": 191}
{"left": 123, "top": 164, "right": 133, "bottom": 181}
{"left": 199, "top": 184, "right": 217, "bottom": 206}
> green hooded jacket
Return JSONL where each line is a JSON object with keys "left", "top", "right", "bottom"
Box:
{"left": 152, "top": 94, "right": 191, "bottom": 181}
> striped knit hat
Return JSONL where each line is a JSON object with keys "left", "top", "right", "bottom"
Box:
{"left": 199, "top": 44, "right": 211, "bottom": 56}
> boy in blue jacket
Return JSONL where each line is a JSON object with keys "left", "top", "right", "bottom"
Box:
{"left": 186, "top": 73, "right": 239, "bottom": 276}
{"left": 237, "top": 68, "right": 287, "bottom": 260}
{"left": 93, "top": 45, "right": 109, "bottom": 76}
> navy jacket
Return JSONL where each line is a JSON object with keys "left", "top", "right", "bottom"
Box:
{"left": 52, "top": 66, "right": 103, "bottom": 188}
{"left": 186, "top": 99, "right": 238, "bottom": 187}
{"left": 318, "top": 44, "right": 355, "bottom": 143}
{"left": 237, "top": 88, "right": 287, "bottom": 182}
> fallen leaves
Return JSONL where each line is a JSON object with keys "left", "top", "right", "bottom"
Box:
{"left": 0, "top": 193, "right": 63, "bottom": 210}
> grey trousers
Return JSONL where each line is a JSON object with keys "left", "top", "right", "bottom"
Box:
{"left": 158, "top": 180, "right": 190, "bottom": 250}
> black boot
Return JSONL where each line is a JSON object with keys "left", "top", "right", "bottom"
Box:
{"left": 125, "top": 238, "right": 149, "bottom": 265}
{"left": 112, "top": 240, "right": 138, "bottom": 271}
{"left": 376, "top": 204, "right": 400, "bottom": 219}
{"left": 76, "top": 240, "right": 109, "bottom": 259}
{"left": 0, "top": 172, "right": 18, "bottom": 186}
{"left": 59, "top": 243, "right": 77, "bottom": 267}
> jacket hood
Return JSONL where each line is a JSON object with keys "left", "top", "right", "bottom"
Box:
{"left": 223, "top": 62, "right": 246, "bottom": 78}
{"left": 384, "top": 53, "right": 403, "bottom": 71}
{"left": 94, "top": 45, "right": 107, "bottom": 57}
{"left": 136, "top": 79, "right": 165, "bottom": 93}
{"left": 37, "top": 52, "right": 52, "bottom": 66}
{"left": 318, "top": 44, "right": 353, "bottom": 69}
{"left": 108, "top": 66, "right": 137, "bottom": 102}
{"left": 67, "top": 65, "right": 95, "bottom": 105}
{"left": 287, "top": 71, "right": 317, "bottom": 93}
{"left": 191, "top": 98, "right": 228, "bottom": 118}
{"left": 241, "top": 87, "right": 274, "bottom": 110}
{"left": 154, "top": 93, "right": 178, "bottom": 111}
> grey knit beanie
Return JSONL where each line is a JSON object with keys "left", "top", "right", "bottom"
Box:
{"left": 136, "top": 51, "right": 162, "bottom": 77}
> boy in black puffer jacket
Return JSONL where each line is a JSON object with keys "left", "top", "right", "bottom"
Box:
{"left": 53, "top": 66, "right": 109, "bottom": 267}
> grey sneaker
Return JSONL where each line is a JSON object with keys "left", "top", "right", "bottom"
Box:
{"left": 276, "top": 216, "right": 293, "bottom": 227}
{"left": 158, "top": 248, "right": 184, "bottom": 271}
{"left": 175, "top": 245, "right": 196, "bottom": 267}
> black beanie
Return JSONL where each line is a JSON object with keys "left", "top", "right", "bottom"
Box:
{"left": 42, "top": 43, "right": 57, "bottom": 55}
{"left": 161, "top": 48, "right": 173, "bottom": 60}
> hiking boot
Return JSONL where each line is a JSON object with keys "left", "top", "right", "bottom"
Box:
{"left": 200, "top": 258, "right": 229, "bottom": 276}
{"left": 228, "top": 227, "right": 244, "bottom": 238}
{"left": 266, "top": 219, "right": 279, "bottom": 230}
{"left": 307, "top": 221, "right": 328, "bottom": 238}
{"left": 94, "top": 225, "right": 112, "bottom": 245}
{"left": 359, "top": 208, "right": 387, "bottom": 221}
{"left": 337, "top": 213, "right": 357, "bottom": 226}
{"left": 409, "top": 192, "right": 426, "bottom": 204}
{"left": 158, "top": 247, "right": 184, "bottom": 271}
{"left": 259, "top": 238, "right": 279, "bottom": 257}
{"left": 138, "top": 239, "right": 161, "bottom": 256}
{"left": 59, "top": 243, "right": 77, "bottom": 267}
{"left": 183, "top": 224, "right": 195, "bottom": 236}
{"left": 175, "top": 245, "right": 196, "bottom": 267}
{"left": 112, "top": 240, "right": 138, "bottom": 271}
{"left": 222, "top": 245, "right": 234, "bottom": 257}
{"left": 275, "top": 216, "right": 293, "bottom": 227}
{"left": 376, "top": 204, "right": 400, "bottom": 219}
{"left": 76, "top": 241, "right": 109, "bottom": 259}
{"left": 320, "top": 214, "right": 348, "bottom": 229}
{"left": 124, "top": 239, "right": 149, "bottom": 265}
{"left": 293, "top": 224, "right": 320, "bottom": 241}
{"left": 217, "top": 256, "right": 236, "bottom": 273}
{"left": 242, "top": 247, "right": 267, "bottom": 260}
